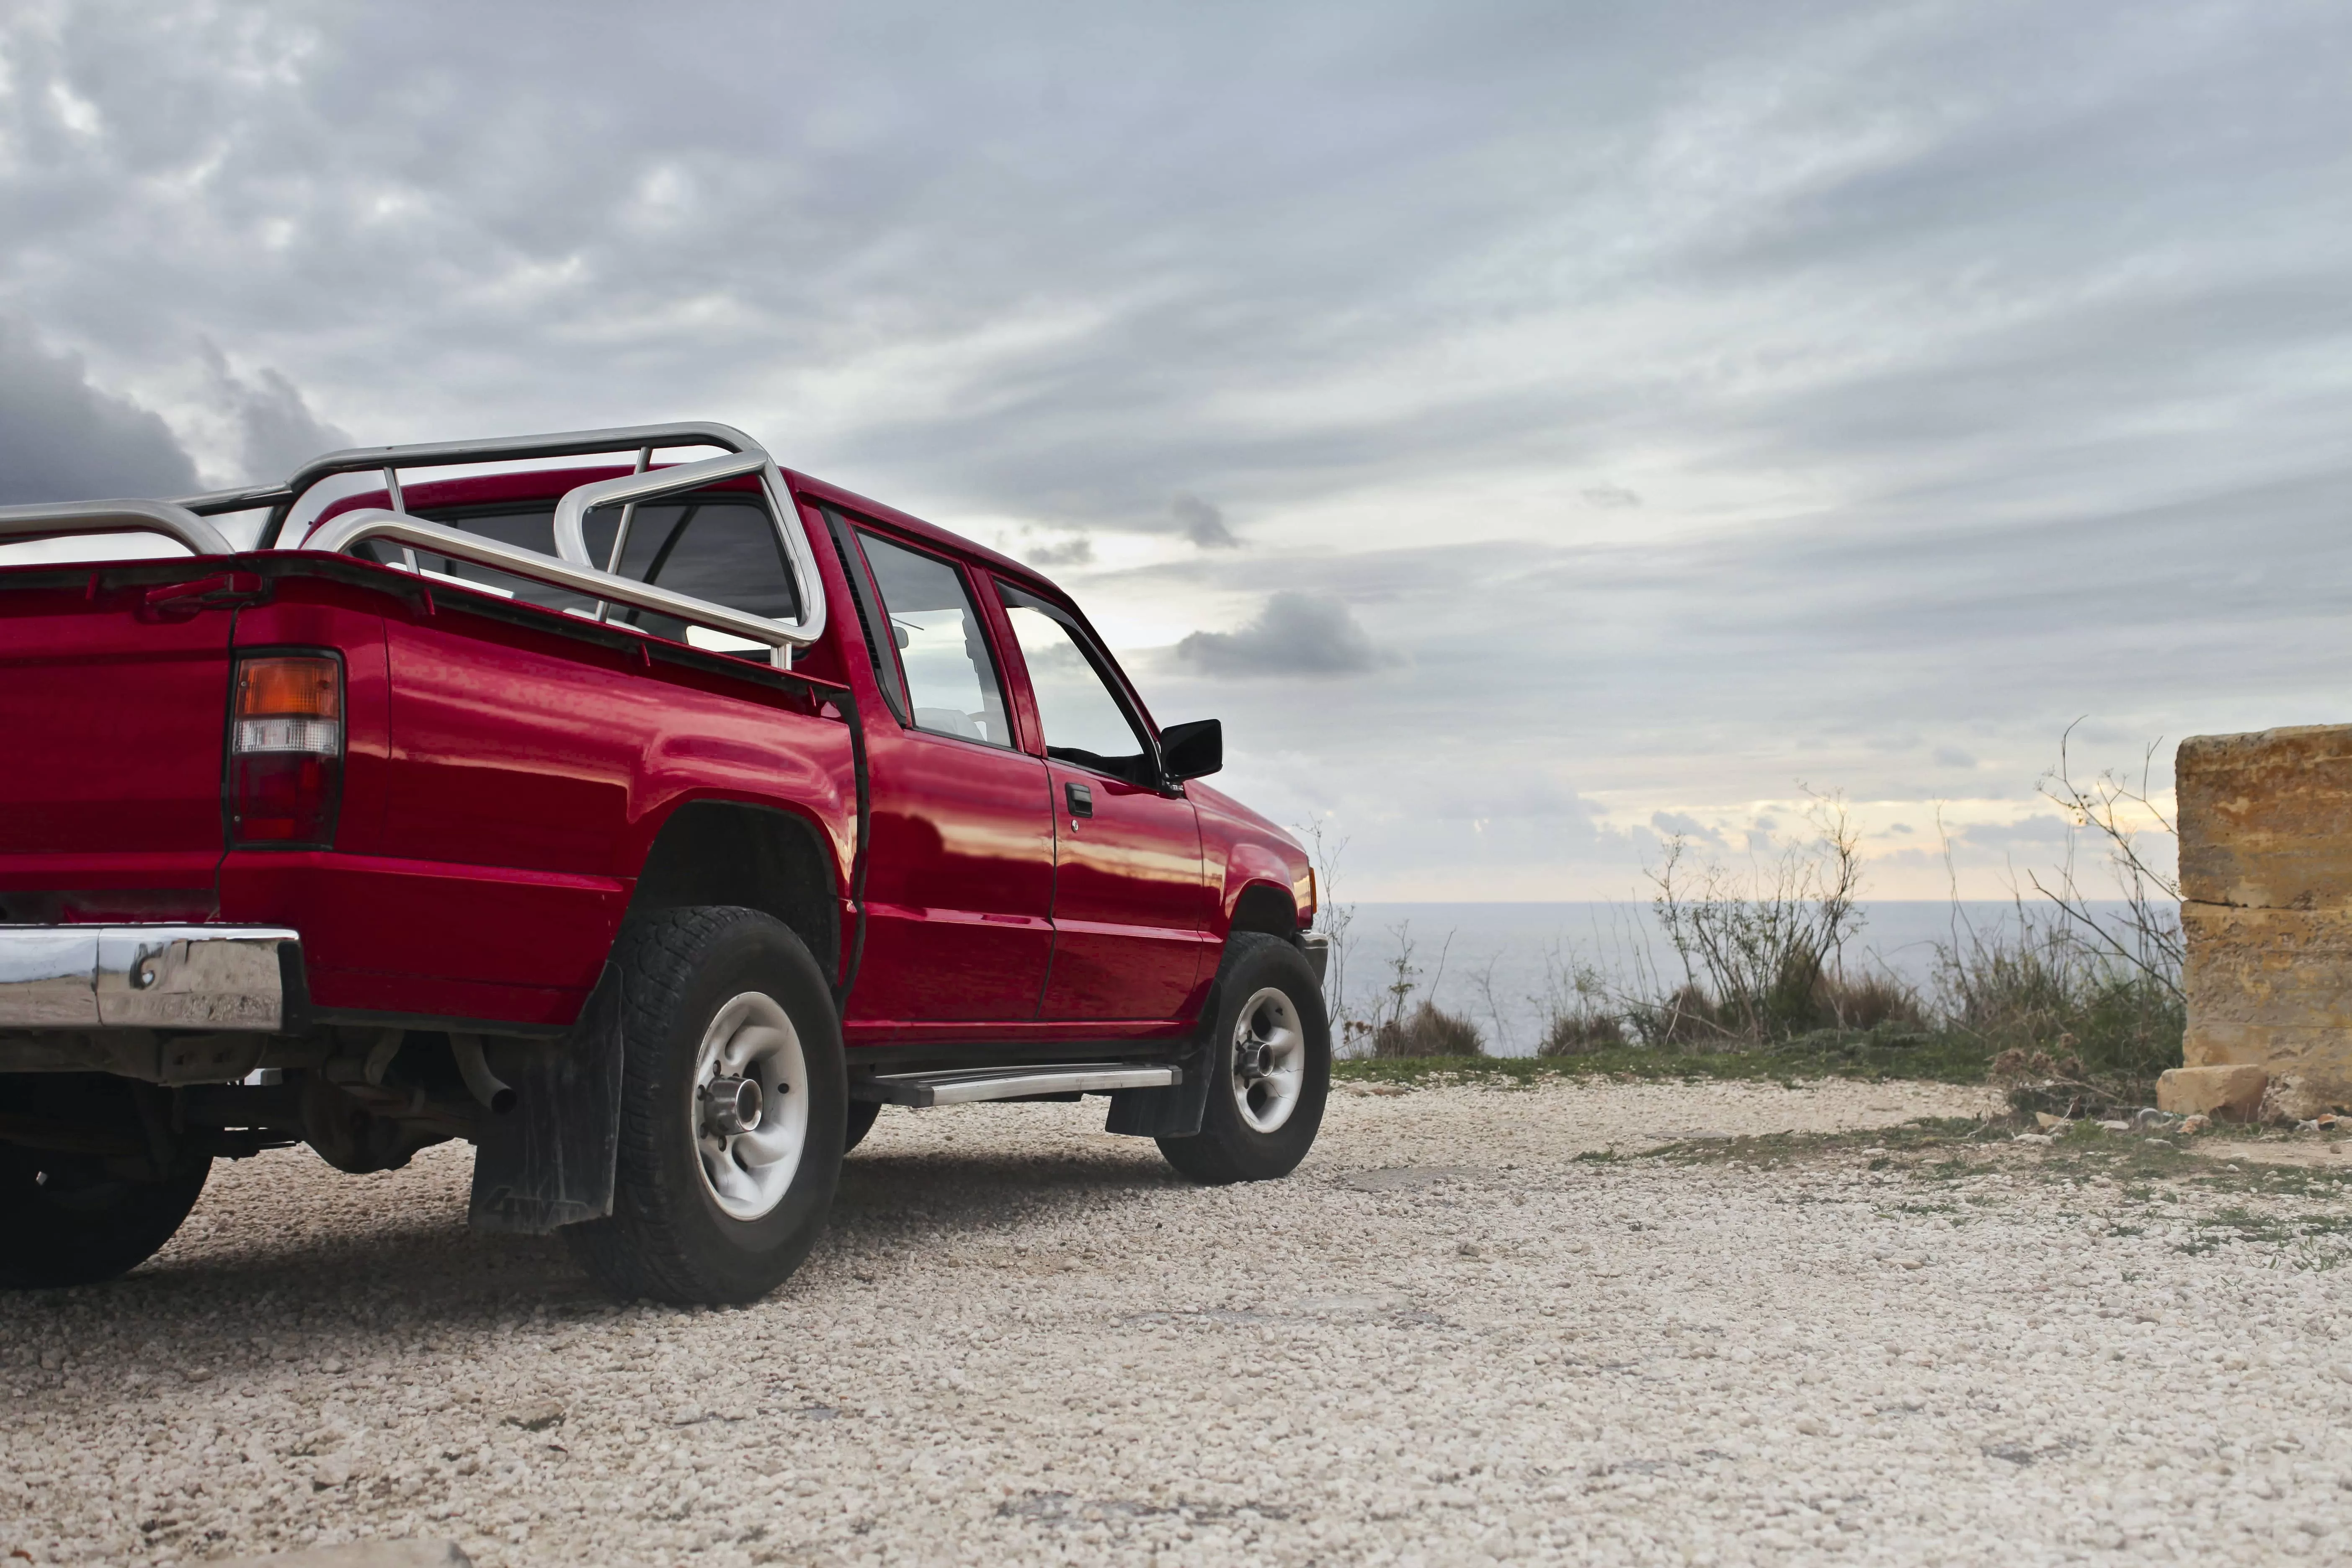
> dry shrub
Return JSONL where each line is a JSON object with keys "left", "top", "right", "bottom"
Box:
{"left": 1818, "top": 969, "right": 1923, "bottom": 1031}
{"left": 1370, "top": 1000, "right": 1485, "bottom": 1058}
{"left": 1651, "top": 797, "right": 1864, "bottom": 1042}
{"left": 1536, "top": 1006, "right": 1626, "bottom": 1057}
{"left": 1643, "top": 982, "right": 1732, "bottom": 1047}
{"left": 1990, "top": 1046, "right": 2088, "bottom": 1084}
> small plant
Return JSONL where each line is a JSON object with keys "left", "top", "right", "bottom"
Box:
{"left": 1532, "top": 943, "right": 1626, "bottom": 1055}
{"left": 1640, "top": 793, "right": 1869, "bottom": 1045}
{"left": 1373, "top": 1000, "right": 1485, "bottom": 1057}
{"left": 1298, "top": 817, "right": 1354, "bottom": 1029}
{"left": 1818, "top": 970, "right": 1924, "bottom": 1032}
{"left": 1362, "top": 921, "right": 1484, "bottom": 1058}
{"left": 1537, "top": 1007, "right": 1626, "bottom": 1056}
{"left": 1932, "top": 789, "right": 2184, "bottom": 1112}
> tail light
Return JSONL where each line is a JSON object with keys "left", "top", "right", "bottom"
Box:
{"left": 228, "top": 654, "right": 343, "bottom": 847}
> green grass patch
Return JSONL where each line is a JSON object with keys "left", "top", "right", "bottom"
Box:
{"left": 1640, "top": 1114, "right": 2352, "bottom": 1209}
{"left": 1334, "top": 1027, "right": 2000, "bottom": 1088}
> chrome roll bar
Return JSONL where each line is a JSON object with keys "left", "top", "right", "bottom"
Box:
{"left": 549, "top": 451, "right": 769, "bottom": 565}
{"left": 542, "top": 452, "right": 828, "bottom": 640}
{"left": 301, "top": 509, "right": 812, "bottom": 660}
{"left": 0, "top": 498, "right": 233, "bottom": 557}
{"left": 175, "top": 484, "right": 294, "bottom": 518}
{"left": 276, "top": 420, "right": 766, "bottom": 502}
{"left": 260, "top": 420, "right": 829, "bottom": 648}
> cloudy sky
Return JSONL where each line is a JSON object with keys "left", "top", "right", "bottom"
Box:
{"left": 4, "top": 0, "right": 2347, "bottom": 898}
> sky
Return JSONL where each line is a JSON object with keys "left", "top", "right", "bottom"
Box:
{"left": 2, "top": 0, "right": 2347, "bottom": 900}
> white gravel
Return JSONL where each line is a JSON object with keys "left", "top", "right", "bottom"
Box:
{"left": 8, "top": 1073, "right": 2352, "bottom": 1567}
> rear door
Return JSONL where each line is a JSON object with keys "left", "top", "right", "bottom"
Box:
{"left": 839, "top": 525, "right": 1057, "bottom": 1021}
{"left": 995, "top": 583, "right": 1207, "bottom": 1020}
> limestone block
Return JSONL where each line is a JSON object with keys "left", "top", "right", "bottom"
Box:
{"left": 2155, "top": 1064, "right": 2268, "bottom": 1120}
{"left": 2182, "top": 903, "right": 2352, "bottom": 1032}
{"left": 2178, "top": 726, "right": 2352, "bottom": 910}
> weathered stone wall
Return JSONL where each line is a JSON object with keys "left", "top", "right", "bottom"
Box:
{"left": 2176, "top": 725, "right": 2352, "bottom": 1119}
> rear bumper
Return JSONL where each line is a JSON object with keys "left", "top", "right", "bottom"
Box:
{"left": 0, "top": 923, "right": 301, "bottom": 1032}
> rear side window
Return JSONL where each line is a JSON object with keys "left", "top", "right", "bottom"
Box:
{"left": 997, "top": 583, "right": 1151, "bottom": 779}
{"left": 591, "top": 498, "right": 799, "bottom": 620}
{"left": 856, "top": 531, "right": 1014, "bottom": 748}
{"left": 588, "top": 496, "right": 801, "bottom": 652}
{"left": 367, "top": 490, "right": 803, "bottom": 653}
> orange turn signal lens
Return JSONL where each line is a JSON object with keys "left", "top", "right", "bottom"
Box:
{"left": 236, "top": 656, "right": 340, "bottom": 720}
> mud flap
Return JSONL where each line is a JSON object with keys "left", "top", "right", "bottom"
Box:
{"left": 467, "top": 967, "right": 624, "bottom": 1234}
{"left": 1105, "top": 976, "right": 1222, "bottom": 1140}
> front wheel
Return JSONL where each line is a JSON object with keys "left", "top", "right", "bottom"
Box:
{"left": 1156, "top": 934, "right": 1331, "bottom": 1184}
{"left": 564, "top": 907, "right": 846, "bottom": 1304}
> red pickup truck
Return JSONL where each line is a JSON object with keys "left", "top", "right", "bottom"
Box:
{"left": 0, "top": 422, "right": 1329, "bottom": 1304}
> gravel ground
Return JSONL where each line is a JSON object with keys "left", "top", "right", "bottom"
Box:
{"left": 8, "top": 1074, "right": 2352, "bottom": 1567}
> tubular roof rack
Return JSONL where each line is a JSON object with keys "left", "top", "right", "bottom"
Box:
{"left": 10, "top": 420, "right": 826, "bottom": 654}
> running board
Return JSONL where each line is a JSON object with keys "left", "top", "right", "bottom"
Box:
{"left": 851, "top": 1062, "right": 1181, "bottom": 1108}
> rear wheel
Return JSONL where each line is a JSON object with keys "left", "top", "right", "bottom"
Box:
{"left": 564, "top": 907, "right": 845, "bottom": 1303}
{"left": 843, "top": 1098, "right": 881, "bottom": 1154}
{"left": 1156, "top": 934, "right": 1331, "bottom": 1184}
{"left": 0, "top": 1076, "right": 211, "bottom": 1289}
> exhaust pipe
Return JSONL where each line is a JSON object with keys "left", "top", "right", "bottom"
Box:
{"left": 451, "top": 1033, "right": 516, "bottom": 1115}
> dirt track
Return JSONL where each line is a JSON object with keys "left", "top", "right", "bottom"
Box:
{"left": 9, "top": 1075, "right": 2352, "bottom": 1566}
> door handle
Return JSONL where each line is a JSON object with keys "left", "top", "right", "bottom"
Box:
{"left": 1065, "top": 781, "right": 1093, "bottom": 819}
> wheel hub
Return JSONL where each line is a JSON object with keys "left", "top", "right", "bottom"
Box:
{"left": 689, "top": 993, "right": 810, "bottom": 1222}
{"left": 1229, "top": 986, "right": 1306, "bottom": 1134}
{"left": 701, "top": 1075, "right": 763, "bottom": 1137}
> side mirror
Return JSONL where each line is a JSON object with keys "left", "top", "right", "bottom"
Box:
{"left": 1159, "top": 718, "right": 1222, "bottom": 782}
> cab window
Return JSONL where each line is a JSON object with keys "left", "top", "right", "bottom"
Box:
{"left": 856, "top": 531, "right": 1014, "bottom": 748}
{"left": 997, "top": 583, "right": 1151, "bottom": 780}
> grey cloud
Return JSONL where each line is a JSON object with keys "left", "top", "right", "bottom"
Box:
{"left": 7, "top": 1, "right": 2349, "bottom": 892}
{"left": 1175, "top": 592, "right": 1386, "bottom": 678}
{"left": 202, "top": 342, "right": 351, "bottom": 485}
{"left": 1172, "top": 493, "right": 1239, "bottom": 549}
{"left": 1581, "top": 485, "right": 1641, "bottom": 509}
{"left": 1649, "top": 811, "right": 1725, "bottom": 846}
{"left": 1933, "top": 746, "right": 1977, "bottom": 769}
{"left": 0, "top": 318, "right": 197, "bottom": 504}
{"left": 1021, "top": 535, "right": 1094, "bottom": 569}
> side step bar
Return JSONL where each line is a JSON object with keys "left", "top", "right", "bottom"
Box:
{"left": 851, "top": 1061, "right": 1180, "bottom": 1108}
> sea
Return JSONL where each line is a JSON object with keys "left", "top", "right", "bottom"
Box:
{"left": 1323, "top": 900, "right": 2138, "bottom": 1057}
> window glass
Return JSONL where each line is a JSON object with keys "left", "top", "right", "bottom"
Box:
{"left": 998, "top": 585, "right": 1149, "bottom": 776}
{"left": 857, "top": 531, "right": 1013, "bottom": 747}
{"left": 589, "top": 496, "right": 801, "bottom": 652}
{"left": 386, "top": 490, "right": 804, "bottom": 656}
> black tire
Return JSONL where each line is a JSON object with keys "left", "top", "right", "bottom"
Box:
{"left": 843, "top": 1098, "right": 881, "bottom": 1154}
{"left": 1156, "top": 933, "right": 1331, "bottom": 1184}
{"left": 0, "top": 1076, "right": 211, "bottom": 1289}
{"left": 563, "top": 907, "right": 846, "bottom": 1304}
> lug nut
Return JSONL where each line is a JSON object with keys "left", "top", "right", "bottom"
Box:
{"left": 702, "top": 1075, "right": 763, "bottom": 1137}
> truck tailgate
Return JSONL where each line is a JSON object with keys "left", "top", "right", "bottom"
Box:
{"left": 0, "top": 565, "right": 239, "bottom": 901}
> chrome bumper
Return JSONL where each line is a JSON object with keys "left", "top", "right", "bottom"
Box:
{"left": 0, "top": 924, "right": 301, "bottom": 1032}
